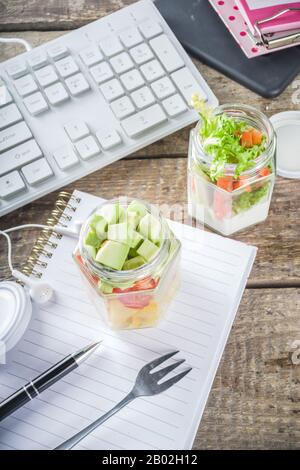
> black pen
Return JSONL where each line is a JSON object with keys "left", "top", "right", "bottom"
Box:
{"left": 0, "top": 341, "right": 101, "bottom": 421}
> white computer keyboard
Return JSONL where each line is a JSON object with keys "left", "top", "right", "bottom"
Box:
{"left": 0, "top": 0, "right": 218, "bottom": 217}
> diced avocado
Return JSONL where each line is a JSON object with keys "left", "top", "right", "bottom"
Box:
{"left": 98, "top": 279, "right": 114, "bottom": 294}
{"left": 95, "top": 217, "right": 108, "bottom": 240}
{"left": 89, "top": 214, "right": 105, "bottom": 230}
{"left": 99, "top": 203, "right": 124, "bottom": 225}
{"left": 95, "top": 240, "right": 130, "bottom": 270}
{"left": 138, "top": 213, "right": 161, "bottom": 244}
{"left": 127, "top": 201, "right": 147, "bottom": 220}
{"left": 84, "top": 230, "right": 101, "bottom": 249}
{"left": 137, "top": 238, "right": 159, "bottom": 262}
{"left": 123, "top": 255, "right": 146, "bottom": 271}
{"left": 85, "top": 244, "right": 97, "bottom": 260}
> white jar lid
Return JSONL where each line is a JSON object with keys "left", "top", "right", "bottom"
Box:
{"left": 0, "top": 281, "right": 32, "bottom": 354}
{"left": 270, "top": 111, "right": 300, "bottom": 179}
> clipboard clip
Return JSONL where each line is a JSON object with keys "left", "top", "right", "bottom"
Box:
{"left": 253, "top": 8, "right": 300, "bottom": 50}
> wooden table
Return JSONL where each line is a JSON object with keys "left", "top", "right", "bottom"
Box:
{"left": 0, "top": 0, "right": 299, "bottom": 450}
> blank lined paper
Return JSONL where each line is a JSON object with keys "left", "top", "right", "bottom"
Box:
{"left": 0, "top": 190, "right": 256, "bottom": 450}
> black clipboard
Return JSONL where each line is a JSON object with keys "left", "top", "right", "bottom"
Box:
{"left": 155, "top": 0, "right": 300, "bottom": 98}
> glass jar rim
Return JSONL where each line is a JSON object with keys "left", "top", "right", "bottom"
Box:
{"left": 79, "top": 197, "right": 171, "bottom": 282}
{"left": 194, "top": 103, "right": 276, "bottom": 176}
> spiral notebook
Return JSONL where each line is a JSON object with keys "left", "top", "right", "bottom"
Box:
{"left": 0, "top": 190, "right": 256, "bottom": 450}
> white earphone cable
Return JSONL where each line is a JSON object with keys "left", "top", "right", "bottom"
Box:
{"left": 0, "top": 37, "right": 32, "bottom": 52}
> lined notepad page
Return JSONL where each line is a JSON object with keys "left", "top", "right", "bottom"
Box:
{"left": 0, "top": 190, "right": 256, "bottom": 450}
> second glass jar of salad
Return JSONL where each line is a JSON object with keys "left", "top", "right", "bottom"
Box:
{"left": 73, "top": 198, "right": 181, "bottom": 330}
{"left": 188, "top": 102, "right": 276, "bottom": 236}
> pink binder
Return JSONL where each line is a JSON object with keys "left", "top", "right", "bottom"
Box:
{"left": 209, "top": 0, "right": 300, "bottom": 58}
{"left": 236, "top": 1, "right": 300, "bottom": 35}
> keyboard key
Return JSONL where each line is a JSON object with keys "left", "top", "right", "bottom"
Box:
{"left": 90, "top": 62, "right": 113, "bottom": 84}
{"left": 96, "top": 128, "right": 122, "bottom": 150}
{"left": 110, "top": 52, "right": 134, "bottom": 74}
{"left": 151, "top": 76, "right": 175, "bottom": 100}
{"left": 53, "top": 145, "right": 79, "bottom": 170}
{"left": 22, "top": 158, "right": 53, "bottom": 185}
{"left": 131, "top": 86, "right": 155, "bottom": 110}
{"left": 139, "top": 20, "right": 162, "bottom": 39}
{"left": 111, "top": 96, "right": 135, "bottom": 119}
{"left": 35, "top": 65, "right": 59, "bottom": 87}
{"left": 0, "top": 122, "right": 32, "bottom": 153}
{"left": 0, "top": 171, "right": 25, "bottom": 199}
{"left": 99, "top": 37, "right": 123, "bottom": 57}
{"left": 119, "top": 27, "right": 143, "bottom": 48}
{"left": 65, "top": 73, "right": 90, "bottom": 96}
{"left": 14, "top": 74, "right": 38, "bottom": 97}
{"left": 55, "top": 56, "right": 79, "bottom": 78}
{"left": 80, "top": 46, "right": 103, "bottom": 67}
{"left": 24, "top": 92, "right": 49, "bottom": 115}
{"left": 47, "top": 44, "right": 68, "bottom": 60}
{"left": 6, "top": 61, "right": 27, "bottom": 79}
{"left": 171, "top": 67, "right": 207, "bottom": 104}
{"left": 64, "top": 120, "right": 89, "bottom": 141}
{"left": 162, "top": 94, "right": 187, "bottom": 117}
{"left": 100, "top": 79, "right": 124, "bottom": 102}
{"left": 129, "top": 43, "right": 154, "bottom": 65}
{"left": 75, "top": 136, "right": 100, "bottom": 160}
{"left": 28, "top": 51, "right": 48, "bottom": 70}
{"left": 0, "top": 104, "right": 22, "bottom": 130}
{"left": 0, "top": 140, "right": 43, "bottom": 176}
{"left": 140, "top": 60, "right": 164, "bottom": 82}
{"left": 121, "top": 104, "right": 167, "bottom": 138}
{"left": 120, "top": 69, "right": 144, "bottom": 92}
{"left": 44, "top": 82, "right": 69, "bottom": 105}
{"left": 150, "top": 34, "right": 184, "bottom": 73}
{"left": 0, "top": 80, "right": 13, "bottom": 107}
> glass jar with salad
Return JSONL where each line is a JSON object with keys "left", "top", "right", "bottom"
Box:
{"left": 188, "top": 100, "right": 276, "bottom": 236}
{"left": 73, "top": 198, "right": 181, "bottom": 330}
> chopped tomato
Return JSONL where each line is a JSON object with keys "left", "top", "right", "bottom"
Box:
{"left": 76, "top": 253, "right": 83, "bottom": 265}
{"left": 233, "top": 175, "right": 252, "bottom": 192}
{"left": 252, "top": 128, "right": 263, "bottom": 145}
{"left": 213, "top": 191, "right": 232, "bottom": 220}
{"left": 216, "top": 176, "right": 233, "bottom": 192}
{"left": 113, "top": 277, "right": 158, "bottom": 295}
{"left": 118, "top": 294, "right": 151, "bottom": 309}
{"left": 241, "top": 131, "right": 253, "bottom": 148}
{"left": 259, "top": 167, "right": 271, "bottom": 177}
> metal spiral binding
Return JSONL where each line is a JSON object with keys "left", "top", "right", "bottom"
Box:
{"left": 22, "top": 191, "right": 80, "bottom": 278}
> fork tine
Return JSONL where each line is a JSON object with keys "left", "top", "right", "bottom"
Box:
{"left": 151, "top": 359, "right": 186, "bottom": 381}
{"left": 156, "top": 368, "right": 193, "bottom": 393}
{"left": 146, "top": 351, "right": 179, "bottom": 371}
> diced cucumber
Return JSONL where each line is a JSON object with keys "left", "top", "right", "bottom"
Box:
{"left": 98, "top": 280, "right": 114, "bottom": 294}
{"left": 123, "top": 255, "right": 146, "bottom": 271}
{"left": 95, "top": 217, "right": 108, "bottom": 241}
{"left": 95, "top": 240, "right": 130, "bottom": 270}
{"left": 84, "top": 230, "right": 101, "bottom": 249}
{"left": 137, "top": 238, "right": 159, "bottom": 261}
{"left": 85, "top": 244, "right": 97, "bottom": 260}
{"left": 138, "top": 213, "right": 161, "bottom": 244}
{"left": 99, "top": 203, "right": 124, "bottom": 225}
{"left": 89, "top": 214, "right": 105, "bottom": 230}
{"left": 108, "top": 222, "right": 144, "bottom": 249}
{"left": 125, "top": 211, "right": 140, "bottom": 229}
{"left": 127, "top": 201, "right": 147, "bottom": 220}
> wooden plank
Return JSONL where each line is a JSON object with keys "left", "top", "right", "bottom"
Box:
{"left": 1, "top": 31, "right": 299, "bottom": 158}
{"left": 0, "top": 1, "right": 132, "bottom": 31}
{"left": 0, "top": 158, "right": 299, "bottom": 284}
{"left": 193, "top": 288, "right": 300, "bottom": 449}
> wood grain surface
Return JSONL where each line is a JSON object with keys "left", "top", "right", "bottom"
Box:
{"left": 0, "top": 0, "right": 299, "bottom": 450}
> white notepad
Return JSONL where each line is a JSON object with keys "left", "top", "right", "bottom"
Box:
{"left": 0, "top": 190, "right": 256, "bottom": 450}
